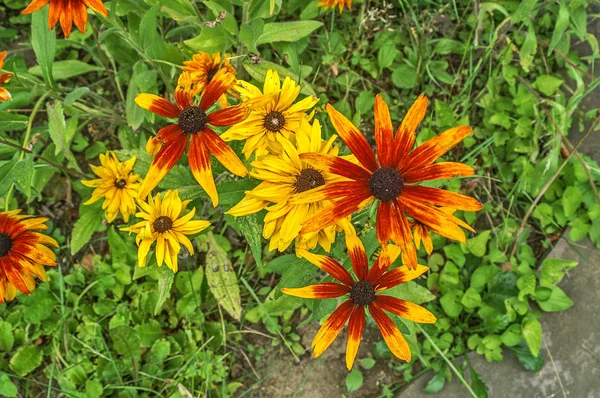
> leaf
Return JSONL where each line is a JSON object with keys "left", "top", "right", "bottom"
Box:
{"left": 0, "top": 321, "right": 14, "bottom": 352}
{"left": 185, "top": 25, "right": 235, "bottom": 54}
{"left": 467, "top": 230, "right": 490, "bottom": 257}
{"left": 360, "top": 358, "right": 376, "bottom": 370}
{"left": 243, "top": 60, "right": 316, "bottom": 97}
{"left": 135, "top": 319, "right": 164, "bottom": 347}
{"left": 440, "top": 289, "right": 463, "bottom": 318}
{"left": 155, "top": 265, "right": 175, "bottom": 315}
{"left": 0, "top": 111, "right": 28, "bottom": 131}
{"left": 501, "top": 324, "right": 523, "bottom": 347}
{"left": 461, "top": 287, "right": 482, "bottom": 309}
{"left": 345, "top": 368, "right": 363, "bottom": 392}
{"left": 391, "top": 64, "right": 417, "bottom": 89}
{"left": 385, "top": 281, "right": 436, "bottom": 304}
{"left": 256, "top": 21, "right": 323, "bottom": 45}
{"left": 468, "top": 362, "right": 489, "bottom": 398}
{"left": 205, "top": 232, "right": 242, "bottom": 321}
{"left": 519, "top": 22, "right": 537, "bottom": 72}
{"left": 64, "top": 87, "right": 90, "bottom": 106}
{"left": 377, "top": 41, "right": 399, "bottom": 70}
{"left": 0, "top": 374, "right": 17, "bottom": 398}
{"left": 9, "top": 346, "right": 43, "bottom": 376}
{"left": 239, "top": 18, "right": 264, "bottom": 53}
{"left": 31, "top": 7, "right": 56, "bottom": 87}
{"left": 539, "top": 258, "right": 578, "bottom": 286}
{"left": 12, "top": 155, "right": 34, "bottom": 197}
{"left": 70, "top": 202, "right": 105, "bottom": 255}
{"left": 562, "top": 186, "right": 582, "bottom": 217}
{"left": 139, "top": 4, "right": 165, "bottom": 60}
{"left": 423, "top": 373, "right": 445, "bottom": 393}
{"left": 433, "top": 38, "right": 465, "bottom": 55}
{"left": 533, "top": 75, "right": 564, "bottom": 96}
{"left": 110, "top": 325, "right": 141, "bottom": 358}
{"left": 85, "top": 380, "right": 103, "bottom": 398}
{"left": 29, "top": 60, "right": 104, "bottom": 81}
{"left": 548, "top": 2, "right": 569, "bottom": 55}
{"left": 225, "top": 214, "right": 262, "bottom": 266}
{"left": 537, "top": 286, "right": 573, "bottom": 312}
{"left": 47, "top": 101, "right": 80, "bottom": 171}
{"left": 522, "top": 319, "right": 542, "bottom": 357}
{"left": 508, "top": 343, "right": 545, "bottom": 371}
{"left": 510, "top": 0, "right": 538, "bottom": 23}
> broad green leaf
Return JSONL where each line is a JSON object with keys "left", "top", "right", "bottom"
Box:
{"left": 31, "top": 7, "right": 56, "bottom": 87}
{"left": 85, "top": 380, "right": 103, "bottom": 398}
{"left": 155, "top": 265, "right": 175, "bottom": 315}
{"left": 139, "top": 5, "right": 165, "bottom": 60}
{"left": 562, "top": 186, "right": 582, "bottom": 217}
{"left": 501, "top": 324, "right": 522, "bottom": 347}
{"left": 29, "top": 60, "right": 103, "bottom": 81}
{"left": 0, "top": 374, "right": 17, "bottom": 398}
{"left": 239, "top": 18, "right": 264, "bottom": 53}
{"left": 537, "top": 286, "right": 573, "bottom": 312}
{"left": 519, "top": 22, "right": 537, "bottom": 72}
{"left": 205, "top": 232, "right": 242, "bottom": 321}
{"left": 9, "top": 346, "right": 43, "bottom": 376}
{"left": 540, "top": 258, "right": 578, "bottom": 286}
{"left": 225, "top": 214, "right": 262, "bottom": 266}
{"left": 110, "top": 325, "right": 141, "bottom": 358}
{"left": 468, "top": 230, "right": 491, "bottom": 257}
{"left": 548, "top": 3, "right": 569, "bottom": 55}
{"left": 433, "top": 38, "right": 465, "bottom": 55}
{"left": 70, "top": 202, "right": 104, "bottom": 255}
{"left": 511, "top": 0, "right": 538, "bottom": 23}
{"left": 377, "top": 41, "right": 399, "bottom": 70}
{"left": 135, "top": 319, "right": 164, "bottom": 347}
{"left": 0, "top": 111, "right": 28, "bottom": 131}
{"left": 423, "top": 373, "right": 445, "bottom": 393}
{"left": 516, "top": 274, "right": 536, "bottom": 301}
{"left": 385, "top": 281, "right": 436, "bottom": 304}
{"left": 360, "top": 358, "right": 376, "bottom": 370}
{"left": 345, "top": 368, "right": 363, "bottom": 392}
{"left": 522, "top": 318, "right": 542, "bottom": 357}
{"left": 185, "top": 25, "right": 235, "bottom": 54}
{"left": 440, "top": 289, "right": 463, "bottom": 318}
{"left": 256, "top": 21, "right": 323, "bottom": 45}
{"left": 461, "top": 287, "right": 482, "bottom": 309}
{"left": 471, "top": 266, "right": 499, "bottom": 292}
{"left": 47, "top": 101, "right": 81, "bottom": 171}
{"left": 12, "top": 155, "right": 34, "bottom": 197}
{"left": 391, "top": 64, "right": 417, "bottom": 89}
{"left": 0, "top": 321, "right": 14, "bottom": 352}
{"left": 533, "top": 75, "right": 564, "bottom": 96}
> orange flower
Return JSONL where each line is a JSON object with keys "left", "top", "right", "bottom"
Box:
{"left": 182, "top": 52, "right": 237, "bottom": 109}
{"left": 135, "top": 70, "right": 252, "bottom": 206}
{"left": 0, "top": 50, "right": 14, "bottom": 102}
{"left": 22, "top": 0, "right": 108, "bottom": 38}
{"left": 282, "top": 235, "right": 436, "bottom": 370}
{"left": 318, "top": 0, "right": 351, "bottom": 12}
{"left": 0, "top": 210, "right": 58, "bottom": 303}
{"left": 293, "top": 95, "right": 482, "bottom": 269}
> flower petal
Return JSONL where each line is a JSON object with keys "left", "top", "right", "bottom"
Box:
{"left": 135, "top": 94, "right": 180, "bottom": 118}
{"left": 374, "top": 94, "right": 394, "bottom": 167}
{"left": 346, "top": 305, "right": 365, "bottom": 370}
{"left": 188, "top": 133, "right": 218, "bottom": 206}
{"left": 300, "top": 153, "right": 372, "bottom": 181}
{"left": 207, "top": 104, "right": 249, "bottom": 127}
{"left": 297, "top": 250, "right": 354, "bottom": 286}
{"left": 300, "top": 192, "right": 373, "bottom": 234}
{"left": 400, "top": 196, "right": 471, "bottom": 242}
{"left": 369, "top": 302, "right": 411, "bottom": 362}
{"left": 82, "top": 0, "right": 109, "bottom": 16}
{"left": 312, "top": 300, "right": 354, "bottom": 358}
{"left": 281, "top": 282, "right": 350, "bottom": 299}
{"left": 200, "top": 128, "right": 248, "bottom": 177}
{"left": 375, "top": 295, "right": 437, "bottom": 324}
{"left": 21, "top": 0, "right": 49, "bottom": 14}
{"left": 326, "top": 104, "right": 378, "bottom": 172}
{"left": 392, "top": 94, "right": 428, "bottom": 163}
{"left": 375, "top": 264, "right": 429, "bottom": 290}
{"left": 402, "top": 162, "right": 475, "bottom": 184}
{"left": 402, "top": 185, "right": 482, "bottom": 212}
{"left": 290, "top": 180, "right": 370, "bottom": 205}
{"left": 200, "top": 68, "right": 236, "bottom": 110}
{"left": 346, "top": 234, "right": 368, "bottom": 281}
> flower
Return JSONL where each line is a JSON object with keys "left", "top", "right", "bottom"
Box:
{"left": 221, "top": 69, "right": 319, "bottom": 159}
{"left": 182, "top": 52, "right": 237, "bottom": 109}
{"left": 0, "top": 210, "right": 58, "bottom": 303}
{"left": 318, "top": 0, "right": 351, "bottom": 12}
{"left": 282, "top": 235, "right": 436, "bottom": 369}
{"left": 293, "top": 94, "right": 482, "bottom": 269}
{"left": 226, "top": 118, "right": 354, "bottom": 253}
{"left": 135, "top": 70, "right": 255, "bottom": 206}
{"left": 0, "top": 50, "right": 14, "bottom": 102}
{"left": 411, "top": 208, "right": 456, "bottom": 255}
{"left": 82, "top": 151, "right": 140, "bottom": 223}
{"left": 122, "top": 190, "right": 210, "bottom": 272}
{"left": 22, "top": 0, "right": 108, "bottom": 38}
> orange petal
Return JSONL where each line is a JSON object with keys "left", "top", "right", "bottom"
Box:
{"left": 300, "top": 192, "right": 373, "bottom": 234}
{"left": 3, "top": 259, "right": 33, "bottom": 295}
{"left": 346, "top": 234, "right": 368, "bottom": 281}
{"left": 290, "top": 180, "right": 370, "bottom": 205}
{"left": 21, "top": 0, "right": 49, "bottom": 14}
{"left": 0, "top": 72, "right": 13, "bottom": 84}
{"left": 188, "top": 133, "right": 218, "bottom": 206}
{"left": 366, "top": 245, "right": 401, "bottom": 283}
{"left": 200, "top": 68, "right": 236, "bottom": 110}
{"left": 400, "top": 196, "right": 469, "bottom": 243}
{"left": 138, "top": 132, "right": 187, "bottom": 199}
{"left": 297, "top": 250, "right": 354, "bottom": 286}
{"left": 312, "top": 300, "right": 354, "bottom": 357}
{"left": 369, "top": 302, "right": 411, "bottom": 362}
{"left": 282, "top": 282, "right": 350, "bottom": 299}
{"left": 375, "top": 264, "right": 429, "bottom": 290}
{"left": 156, "top": 124, "right": 183, "bottom": 142}
{"left": 346, "top": 305, "right": 365, "bottom": 370}
{"left": 374, "top": 94, "right": 394, "bottom": 167}
{"left": 402, "top": 162, "right": 474, "bottom": 184}
{"left": 326, "top": 104, "right": 378, "bottom": 172}
{"left": 82, "top": 0, "right": 108, "bottom": 16}
{"left": 48, "top": 0, "right": 62, "bottom": 30}
{"left": 400, "top": 125, "right": 472, "bottom": 171}
{"left": 300, "top": 153, "right": 371, "bottom": 181}
{"left": 59, "top": 3, "right": 74, "bottom": 38}
{"left": 392, "top": 94, "right": 428, "bottom": 163}
{"left": 135, "top": 94, "right": 180, "bottom": 118}
{"left": 200, "top": 128, "right": 248, "bottom": 177}
{"left": 392, "top": 201, "right": 418, "bottom": 270}
{"left": 72, "top": 0, "right": 88, "bottom": 34}
{"left": 375, "top": 295, "right": 436, "bottom": 324}
{"left": 0, "top": 87, "right": 11, "bottom": 102}
{"left": 402, "top": 185, "right": 482, "bottom": 212}
{"left": 207, "top": 104, "right": 249, "bottom": 127}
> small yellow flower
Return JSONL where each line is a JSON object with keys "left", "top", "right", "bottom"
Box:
{"left": 226, "top": 118, "right": 353, "bottom": 253}
{"left": 182, "top": 51, "right": 237, "bottom": 108}
{"left": 318, "top": 0, "right": 351, "bottom": 12}
{"left": 122, "top": 190, "right": 210, "bottom": 272}
{"left": 221, "top": 69, "right": 319, "bottom": 159}
{"left": 82, "top": 151, "right": 140, "bottom": 223}
{"left": 0, "top": 50, "right": 14, "bottom": 102}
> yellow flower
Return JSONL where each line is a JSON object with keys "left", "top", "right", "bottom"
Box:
{"left": 82, "top": 151, "right": 140, "bottom": 223}
{"left": 226, "top": 118, "right": 354, "bottom": 253}
{"left": 221, "top": 69, "right": 319, "bottom": 159}
{"left": 0, "top": 50, "right": 14, "bottom": 102}
{"left": 182, "top": 52, "right": 237, "bottom": 108}
{"left": 122, "top": 190, "right": 210, "bottom": 272}
{"left": 318, "top": 0, "right": 351, "bottom": 12}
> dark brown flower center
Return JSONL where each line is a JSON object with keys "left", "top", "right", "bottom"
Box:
{"left": 153, "top": 216, "right": 173, "bottom": 233}
{"left": 263, "top": 111, "right": 285, "bottom": 132}
{"left": 206, "top": 68, "right": 218, "bottom": 83}
{"left": 369, "top": 167, "right": 404, "bottom": 201}
{"left": 350, "top": 280, "right": 375, "bottom": 306}
{"left": 295, "top": 168, "right": 326, "bottom": 193}
{"left": 0, "top": 233, "right": 12, "bottom": 257}
{"left": 115, "top": 179, "right": 127, "bottom": 189}
{"left": 179, "top": 106, "right": 207, "bottom": 134}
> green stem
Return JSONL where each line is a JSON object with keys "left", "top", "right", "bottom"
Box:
{"left": 416, "top": 324, "right": 479, "bottom": 398}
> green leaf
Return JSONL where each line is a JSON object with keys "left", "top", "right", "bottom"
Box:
{"left": 377, "top": 41, "right": 399, "bottom": 70}
{"left": 139, "top": 5, "right": 165, "bottom": 60}
{"left": 0, "top": 374, "right": 18, "bottom": 398}
{"left": 256, "top": 21, "right": 323, "bottom": 45}
{"left": 433, "top": 38, "right": 465, "bottom": 55}
{"left": 0, "top": 111, "right": 28, "bottom": 131}
{"left": 225, "top": 214, "right": 262, "bottom": 267}
{"left": 31, "top": 7, "right": 56, "bottom": 87}
{"left": 533, "top": 75, "right": 564, "bottom": 96}
{"left": 360, "top": 357, "right": 376, "bottom": 370}
{"left": 461, "top": 287, "right": 482, "bottom": 309}
{"left": 511, "top": 0, "right": 538, "bottom": 23}
{"left": 501, "top": 324, "right": 523, "bottom": 347}
{"left": 522, "top": 319, "right": 542, "bottom": 357}
{"left": 548, "top": 3, "right": 569, "bottom": 55}
{"left": 345, "top": 368, "right": 363, "bottom": 392}
{"left": 391, "top": 64, "right": 417, "bottom": 89}
{"left": 70, "top": 202, "right": 104, "bottom": 255}
{"left": 9, "top": 346, "right": 43, "bottom": 376}
{"left": 185, "top": 25, "right": 235, "bottom": 54}
{"left": 537, "top": 286, "right": 573, "bottom": 312}
{"left": 508, "top": 343, "right": 545, "bottom": 371}
{"left": 47, "top": 101, "right": 80, "bottom": 171}
{"left": 110, "top": 325, "right": 141, "bottom": 358}
{"left": 29, "top": 60, "right": 104, "bottom": 81}
{"left": 205, "top": 232, "right": 242, "bottom": 321}
{"left": 12, "top": 155, "right": 34, "bottom": 197}
{"left": 562, "top": 186, "right": 582, "bottom": 217}
{"left": 155, "top": 265, "right": 175, "bottom": 315}
{"left": 239, "top": 18, "right": 264, "bottom": 53}
{"left": 423, "top": 373, "right": 445, "bottom": 393}
{"left": 516, "top": 274, "right": 536, "bottom": 301}
{"left": 85, "top": 380, "right": 103, "bottom": 398}
{"left": 519, "top": 22, "right": 537, "bottom": 72}
{"left": 135, "top": 319, "right": 164, "bottom": 347}
{"left": 540, "top": 258, "right": 578, "bottom": 286}
{"left": 64, "top": 87, "right": 90, "bottom": 106}
{"left": 385, "top": 281, "right": 436, "bottom": 304}
{"left": 467, "top": 230, "right": 490, "bottom": 257}
{"left": 440, "top": 289, "right": 463, "bottom": 318}
{"left": 0, "top": 322, "right": 14, "bottom": 352}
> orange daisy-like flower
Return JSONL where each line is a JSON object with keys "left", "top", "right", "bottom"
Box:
{"left": 182, "top": 52, "right": 237, "bottom": 109}
{"left": 293, "top": 94, "right": 482, "bottom": 269}
{"left": 22, "top": 0, "right": 108, "bottom": 38}
{"left": 318, "top": 0, "right": 351, "bottom": 12}
{"left": 135, "top": 70, "right": 253, "bottom": 206}
{"left": 0, "top": 210, "right": 58, "bottom": 303}
{"left": 283, "top": 235, "right": 436, "bottom": 370}
{"left": 0, "top": 50, "right": 14, "bottom": 102}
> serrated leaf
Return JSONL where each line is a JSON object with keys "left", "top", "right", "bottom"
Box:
{"left": 0, "top": 374, "right": 18, "bottom": 398}
{"left": 9, "top": 346, "right": 43, "bottom": 376}
{"left": 205, "top": 232, "right": 242, "bottom": 321}
{"left": 110, "top": 325, "right": 141, "bottom": 358}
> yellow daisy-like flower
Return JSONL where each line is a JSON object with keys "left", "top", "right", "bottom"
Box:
{"left": 226, "top": 118, "right": 354, "bottom": 253}
{"left": 122, "top": 190, "right": 210, "bottom": 272}
{"left": 318, "top": 0, "right": 351, "bottom": 12}
{"left": 220, "top": 69, "right": 319, "bottom": 159}
{"left": 82, "top": 151, "right": 140, "bottom": 223}
{"left": 182, "top": 52, "right": 237, "bottom": 109}
{"left": 0, "top": 50, "right": 14, "bottom": 102}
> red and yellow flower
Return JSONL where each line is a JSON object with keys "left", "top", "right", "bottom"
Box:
{"left": 318, "top": 0, "right": 351, "bottom": 12}
{"left": 135, "top": 70, "right": 255, "bottom": 206}
{"left": 22, "top": 0, "right": 108, "bottom": 38}
{"left": 283, "top": 235, "right": 435, "bottom": 370}
{"left": 293, "top": 94, "right": 482, "bottom": 269}
{"left": 182, "top": 52, "right": 237, "bottom": 109}
{"left": 0, "top": 210, "right": 58, "bottom": 303}
{"left": 0, "top": 50, "right": 14, "bottom": 102}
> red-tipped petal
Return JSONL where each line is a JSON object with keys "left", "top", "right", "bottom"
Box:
{"left": 402, "top": 185, "right": 483, "bottom": 212}
{"left": 156, "top": 124, "right": 184, "bottom": 143}
{"left": 375, "top": 295, "right": 437, "bottom": 324}
{"left": 72, "top": 0, "right": 88, "bottom": 34}
{"left": 200, "top": 68, "right": 236, "bottom": 110}
{"left": 21, "top": 0, "right": 49, "bottom": 14}
{"left": 207, "top": 104, "right": 249, "bottom": 127}
{"left": 135, "top": 94, "right": 180, "bottom": 118}
{"left": 346, "top": 234, "right": 368, "bottom": 281}
{"left": 297, "top": 250, "right": 355, "bottom": 286}
{"left": 282, "top": 282, "right": 350, "bottom": 299}
{"left": 300, "top": 153, "right": 372, "bottom": 181}
{"left": 326, "top": 104, "right": 378, "bottom": 172}
{"left": 374, "top": 94, "right": 394, "bottom": 167}
{"left": 188, "top": 134, "right": 218, "bottom": 206}
{"left": 392, "top": 94, "right": 428, "bottom": 163}
{"left": 290, "top": 180, "right": 370, "bottom": 205}
{"left": 366, "top": 245, "right": 401, "bottom": 283}
{"left": 83, "top": 0, "right": 108, "bottom": 16}
{"left": 346, "top": 305, "right": 365, "bottom": 370}
{"left": 402, "top": 162, "right": 475, "bottom": 184}
{"left": 369, "top": 303, "right": 411, "bottom": 362}
{"left": 375, "top": 264, "right": 429, "bottom": 290}
{"left": 300, "top": 192, "right": 373, "bottom": 234}
{"left": 200, "top": 128, "right": 248, "bottom": 177}
{"left": 400, "top": 196, "right": 472, "bottom": 242}
{"left": 312, "top": 300, "right": 354, "bottom": 358}
{"left": 392, "top": 201, "right": 418, "bottom": 270}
